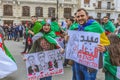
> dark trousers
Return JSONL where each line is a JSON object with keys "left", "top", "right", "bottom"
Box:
{"left": 23, "top": 37, "right": 32, "bottom": 52}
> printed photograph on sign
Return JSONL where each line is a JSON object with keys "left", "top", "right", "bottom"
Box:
{"left": 27, "top": 55, "right": 39, "bottom": 76}
{"left": 24, "top": 49, "right": 64, "bottom": 80}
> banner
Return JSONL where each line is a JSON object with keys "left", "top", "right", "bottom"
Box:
{"left": 24, "top": 49, "right": 64, "bottom": 80}
{"left": 66, "top": 30, "right": 100, "bottom": 69}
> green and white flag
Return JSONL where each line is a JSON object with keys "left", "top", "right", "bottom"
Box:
{"left": 116, "top": 67, "right": 120, "bottom": 79}
{"left": 0, "top": 34, "right": 17, "bottom": 79}
{"left": 104, "top": 51, "right": 120, "bottom": 79}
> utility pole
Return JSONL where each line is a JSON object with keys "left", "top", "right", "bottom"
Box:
{"left": 78, "top": 0, "right": 81, "bottom": 9}
{"left": 56, "top": 0, "right": 58, "bottom": 22}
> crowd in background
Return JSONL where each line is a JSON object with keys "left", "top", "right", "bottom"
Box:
{"left": 0, "top": 24, "right": 24, "bottom": 41}
{"left": 0, "top": 15, "right": 120, "bottom": 42}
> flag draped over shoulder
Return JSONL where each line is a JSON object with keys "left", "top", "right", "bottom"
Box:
{"left": 104, "top": 51, "right": 120, "bottom": 79}
{"left": 69, "top": 22, "right": 78, "bottom": 30}
{"left": 41, "top": 19, "right": 46, "bottom": 26}
{"left": 103, "top": 20, "right": 116, "bottom": 33}
{"left": 79, "top": 19, "right": 110, "bottom": 46}
{"left": 31, "top": 21, "right": 42, "bottom": 35}
{"left": 0, "top": 34, "right": 17, "bottom": 79}
{"left": 50, "top": 21, "right": 61, "bottom": 32}
{"left": 44, "top": 31, "right": 57, "bottom": 39}
{"left": 43, "top": 34, "right": 57, "bottom": 45}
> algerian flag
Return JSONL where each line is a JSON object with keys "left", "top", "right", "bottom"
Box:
{"left": 69, "top": 22, "right": 78, "bottom": 30}
{"left": 116, "top": 67, "right": 120, "bottom": 79}
{"left": 103, "top": 20, "right": 116, "bottom": 33}
{"left": 50, "top": 21, "right": 61, "bottom": 32}
{"left": 32, "top": 31, "right": 57, "bottom": 43}
{"left": 41, "top": 19, "right": 46, "bottom": 26}
{"left": 104, "top": 51, "right": 120, "bottom": 79}
{"left": 31, "top": 21, "right": 42, "bottom": 35}
{"left": 0, "top": 34, "right": 17, "bottom": 79}
{"left": 43, "top": 34, "right": 57, "bottom": 45}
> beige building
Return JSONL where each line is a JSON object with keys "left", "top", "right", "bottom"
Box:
{"left": 0, "top": 0, "right": 78, "bottom": 25}
{"left": 80, "top": 0, "right": 120, "bottom": 23}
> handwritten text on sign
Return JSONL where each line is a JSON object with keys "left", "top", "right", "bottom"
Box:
{"left": 66, "top": 30, "right": 100, "bottom": 69}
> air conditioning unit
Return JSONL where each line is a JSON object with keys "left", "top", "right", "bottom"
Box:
{"left": 111, "top": 5, "right": 115, "bottom": 10}
{"left": 0, "top": 0, "right": 2, "bottom": 4}
{"left": 95, "top": 6, "right": 98, "bottom": 9}
{"left": 17, "top": 1, "right": 20, "bottom": 5}
{"left": 13, "top": 1, "right": 16, "bottom": 4}
{"left": 93, "top": 3, "right": 96, "bottom": 7}
{"left": 112, "top": 3, "right": 114, "bottom": 6}
{"left": 111, "top": 7, "right": 115, "bottom": 10}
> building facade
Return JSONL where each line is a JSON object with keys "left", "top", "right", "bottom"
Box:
{"left": 0, "top": 0, "right": 78, "bottom": 25}
{"left": 1, "top": 0, "right": 120, "bottom": 25}
{"left": 80, "top": 0, "right": 120, "bottom": 23}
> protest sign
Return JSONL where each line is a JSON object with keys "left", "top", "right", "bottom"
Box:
{"left": 25, "top": 49, "right": 64, "bottom": 80}
{"left": 56, "top": 37, "right": 64, "bottom": 48}
{"left": 66, "top": 30, "right": 100, "bottom": 69}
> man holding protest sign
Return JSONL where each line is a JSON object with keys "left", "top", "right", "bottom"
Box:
{"left": 69, "top": 8, "right": 110, "bottom": 80}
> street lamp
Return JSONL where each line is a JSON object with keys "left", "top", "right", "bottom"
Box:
{"left": 56, "top": 0, "right": 59, "bottom": 22}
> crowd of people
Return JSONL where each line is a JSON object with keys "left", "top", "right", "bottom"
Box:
{"left": 0, "top": 23, "right": 24, "bottom": 41}
{"left": 1, "top": 8, "right": 120, "bottom": 80}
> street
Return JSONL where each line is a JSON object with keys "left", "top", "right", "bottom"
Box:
{"left": 1, "top": 40, "right": 104, "bottom": 80}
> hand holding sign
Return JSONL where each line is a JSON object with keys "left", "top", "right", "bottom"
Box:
{"left": 97, "top": 44, "right": 105, "bottom": 53}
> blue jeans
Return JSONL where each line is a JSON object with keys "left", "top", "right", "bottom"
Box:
{"left": 72, "top": 63, "right": 76, "bottom": 80}
{"left": 8, "top": 33, "right": 12, "bottom": 40}
{"left": 40, "top": 76, "right": 52, "bottom": 80}
{"left": 74, "top": 62, "right": 97, "bottom": 80}
{"left": 89, "top": 70, "right": 97, "bottom": 80}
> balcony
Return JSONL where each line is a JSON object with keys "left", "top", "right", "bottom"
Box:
{"left": 100, "top": 0, "right": 114, "bottom": 1}
{"left": 17, "top": 0, "right": 57, "bottom": 4}
{"left": 95, "top": 7, "right": 115, "bottom": 12}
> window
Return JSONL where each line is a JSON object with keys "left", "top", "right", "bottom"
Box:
{"left": 98, "top": 1, "right": 101, "bottom": 9}
{"left": 107, "top": 2, "right": 111, "bottom": 9}
{"left": 3, "top": 5, "right": 13, "bottom": 16}
{"left": 36, "top": 7, "right": 43, "bottom": 17}
{"left": 118, "top": 14, "right": 120, "bottom": 17}
{"left": 97, "top": 13, "right": 101, "bottom": 18}
{"left": 84, "top": 0, "right": 90, "bottom": 4}
{"left": 22, "top": 6, "right": 30, "bottom": 16}
{"left": 106, "top": 13, "right": 110, "bottom": 18}
{"left": 64, "top": 0, "right": 71, "bottom": 1}
{"left": 4, "top": 20, "right": 13, "bottom": 25}
{"left": 64, "top": 8, "right": 71, "bottom": 18}
{"left": 48, "top": 7, "right": 55, "bottom": 17}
